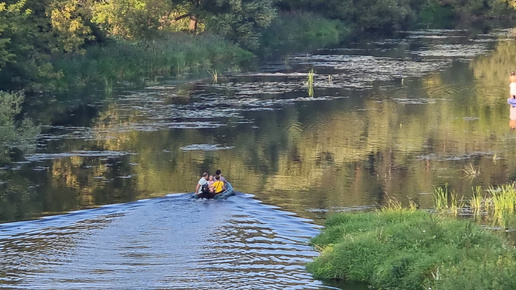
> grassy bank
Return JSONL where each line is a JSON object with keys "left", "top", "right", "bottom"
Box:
{"left": 51, "top": 33, "right": 254, "bottom": 93}
{"left": 307, "top": 208, "right": 516, "bottom": 290}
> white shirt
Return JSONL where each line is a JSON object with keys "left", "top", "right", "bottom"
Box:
{"left": 198, "top": 177, "right": 208, "bottom": 194}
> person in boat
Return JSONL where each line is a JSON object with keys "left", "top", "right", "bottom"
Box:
{"left": 510, "top": 71, "right": 516, "bottom": 99}
{"left": 195, "top": 172, "right": 209, "bottom": 198}
{"left": 215, "top": 169, "right": 227, "bottom": 183}
{"left": 212, "top": 175, "right": 226, "bottom": 195}
{"left": 207, "top": 174, "right": 215, "bottom": 193}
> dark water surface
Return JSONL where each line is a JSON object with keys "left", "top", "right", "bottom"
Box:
{"left": 2, "top": 29, "right": 516, "bottom": 288}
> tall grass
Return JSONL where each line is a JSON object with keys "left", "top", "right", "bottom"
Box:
{"left": 487, "top": 184, "right": 516, "bottom": 228}
{"left": 470, "top": 186, "right": 483, "bottom": 216}
{"left": 433, "top": 184, "right": 464, "bottom": 216}
{"left": 51, "top": 33, "right": 254, "bottom": 93}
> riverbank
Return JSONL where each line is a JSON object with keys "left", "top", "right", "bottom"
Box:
{"left": 307, "top": 208, "right": 516, "bottom": 289}
{"left": 44, "top": 13, "right": 349, "bottom": 94}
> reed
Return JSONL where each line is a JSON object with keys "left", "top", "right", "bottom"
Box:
{"left": 469, "top": 186, "right": 483, "bottom": 216}
{"left": 208, "top": 70, "right": 219, "bottom": 83}
{"left": 450, "top": 193, "right": 464, "bottom": 216}
{"left": 487, "top": 184, "right": 516, "bottom": 227}
{"left": 433, "top": 185, "right": 465, "bottom": 216}
{"left": 306, "top": 68, "right": 314, "bottom": 97}
{"left": 433, "top": 185, "right": 449, "bottom": 211}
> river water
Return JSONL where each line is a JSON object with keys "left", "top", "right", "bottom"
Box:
{"left": 1, "top": 29, "right": 516, "bottom": 289}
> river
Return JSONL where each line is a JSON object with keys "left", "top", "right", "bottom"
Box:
{"left": 1, "top": 29, "right": 516, "bottom": 289}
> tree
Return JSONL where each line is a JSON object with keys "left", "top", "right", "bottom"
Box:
{"left": 162, "top": 0, "right": 275, "bottom": 50}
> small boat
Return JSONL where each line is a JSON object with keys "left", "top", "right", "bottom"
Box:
{"left": 192, "top": 181, "right": 235, "bottom": 199}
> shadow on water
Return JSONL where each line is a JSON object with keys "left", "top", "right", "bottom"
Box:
{"left": 0, "top": 193, "right": 367, "bottom": 289}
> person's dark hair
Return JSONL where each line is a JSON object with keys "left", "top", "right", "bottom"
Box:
{"left": 202, "top": 172, "right": 208, "bottom": 177}
{"left": 215, "top": 169, "right": 221, "bottom": 175}
{"left": 215, "top": 175, "right": 220, "bottom": 180}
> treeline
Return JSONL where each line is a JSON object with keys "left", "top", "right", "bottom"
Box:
{"left": 0, "top": 0, "right": 515, "bottom": 93}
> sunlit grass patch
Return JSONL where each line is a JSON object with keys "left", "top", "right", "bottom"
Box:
{"left": 307, "top": 209, "right": 516, "bottom": 290}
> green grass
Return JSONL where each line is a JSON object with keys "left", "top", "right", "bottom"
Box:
{"left": 51, "top": 33, "right": 254, "bottom": 93}
{"left": 307, "top": 209, "right": 516, "bottom": 290}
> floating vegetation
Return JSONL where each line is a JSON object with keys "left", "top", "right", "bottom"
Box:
{"left": 460, "top": 163, "right": 480, "bottom": 178}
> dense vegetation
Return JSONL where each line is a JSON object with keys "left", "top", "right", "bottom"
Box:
{"left": 307, "top": 208, "right": 516, "bottom": 290}
{"left": 1, "top": 0, "right": 515, "bottom": 94}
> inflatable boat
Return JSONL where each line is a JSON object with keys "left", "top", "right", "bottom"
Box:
{"left": 192, "top": 181, "right": 235, "bottom": 200}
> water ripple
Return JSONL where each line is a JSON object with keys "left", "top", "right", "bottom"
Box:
{"left": 0, "top": 194, "right": 330, "bottom": 289}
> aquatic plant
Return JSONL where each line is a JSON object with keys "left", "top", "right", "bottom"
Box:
{"left": 306, "top": 68, "right": 314, "bottom": 97}
{"left": 433, "top": 185, "right": 449, "bottom": 211}
{"left": 208, "top": 70, "right": 219, "bottom": 83}
{"left": 460, "top": 163, "right": 480, "bottom": 178}
{"left": 433, "top": 184, "right": 463, "bottom": 216}
{"left": 487, "top": 184, "right": 516, "bottom": 227}
{"left": 470, "top": 186, "right": 483, "bottom": 216}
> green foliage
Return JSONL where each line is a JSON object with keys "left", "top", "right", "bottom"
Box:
{"left": 259, "top": 12, "right": 349, "bottom": 57}
{"left": 0, "top": 91, "right": 40, "bottom": 163}
{"left": 275, "top": 0, "right": 515, "bottom": 32}
{"left": 418, "top": 0, "right": 456, "bottom": 28}
{"left": 91, "top": 0, "right": 171, "bottom": 39}
{"left": 275, "top": 0, "right": 422, "bottom": 32}
{"left": 203, "top": 0, "right": 276, "bottom": 50}
{"left": 48, "top": 0, "right": 96, "bottom": 53}
{"left": 1, "top": 0, "right": 515, "bottom": 93}
{"left": 307, "top": 210, "right": 516, "bottom": 289}
{"left": 0, "top": 0, "right": 58, "bottom": 91}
